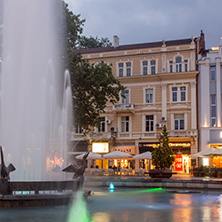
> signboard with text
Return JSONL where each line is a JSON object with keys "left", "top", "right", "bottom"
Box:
{"left": 175, "top": 155, "right": 183, "bottom": 171}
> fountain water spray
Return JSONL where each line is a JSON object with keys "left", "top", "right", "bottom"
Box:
{"left": 0, "top": 0, "right": 72, "bottom": 181}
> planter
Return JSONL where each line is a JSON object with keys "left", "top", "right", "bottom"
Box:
{"left": 149, "top": 169, "right": 173, "bottom": 178}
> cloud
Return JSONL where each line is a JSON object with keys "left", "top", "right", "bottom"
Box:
{"left": 65, "top": 0, "right": 222, "bottom": 48}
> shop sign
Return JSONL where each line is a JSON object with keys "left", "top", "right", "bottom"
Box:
{"left": 92, "top": 142, "right": 109, "bottom": 153}
{"left": 175, "top": 155, "right": 183, "bottom": 171}
{"left": 113, "top": 146, "right": 136, "bottom": 155}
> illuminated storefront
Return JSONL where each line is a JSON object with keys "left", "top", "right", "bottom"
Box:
{"left": 112, "top": 143, "right": 135, "bottom": 169}
{"left": 138, "top": 141, "right": 191, "bottom": 173}
{"left": 91, "top": 142, "right": 109, "bottom": 169}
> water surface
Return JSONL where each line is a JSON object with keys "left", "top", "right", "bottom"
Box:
{"left": 0, "top": 188, "right": 222, "bottom": 222}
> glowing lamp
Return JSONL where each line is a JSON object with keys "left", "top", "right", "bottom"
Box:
{"left": 203, "top": 157, "right": 209, "bottom": 166}
{"left": 108, "top": 183, "right": 115, "bottom": 191}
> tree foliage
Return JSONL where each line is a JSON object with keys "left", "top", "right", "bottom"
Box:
{"left": 152, "top": 125, "right": 175, "bottom": 169}
{"left": 62, "top": 2, "right": 125, "bottom": 134}
{"left": 78, "top": 36, "right": 112, "bottom": 49}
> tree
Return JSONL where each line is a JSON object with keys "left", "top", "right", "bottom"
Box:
{"left": 62, "top": 2, "right": 125, "bottom": 134}
{"left": 78, "top": 36, "right": 112, "bottom": 49}
{"left": 152, "top": 125, "right": 175, "bottom": 169}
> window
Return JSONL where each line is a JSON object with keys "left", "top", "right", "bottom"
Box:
{"left": 121, "top": 116, "right": 129, "bottom": 132}
{"left": 151, "top": 60, "right": 156, "bottom": 74}
{"left": 118, "top": 63, "right": 124, "bottom": 77}
{"left": 142, "top": 61, "right": 148, "bottom": 75}
{"left": 126, "top": 62, "right": 131, "bottom": 76}
{"left": 176, "top": 57, "right": 182, "bottom": 72}
{"left": 210, "top": 66, "right": 216, "bottom": 81}
{"left": 180, "top": 87, "right": 186, "bottom": 101}
{"left": 184, "top": 60, "right": 188, "bottom": 72}
{"left": 172, "top": 86, "right": 186, "bottom": 102}
{"left": 121, "top": 90, "right": 129, "bottom": 104}
{"left": 211, "top": 94, "right": 216, "bottom": 127}
{"left": 98, "top": 117, "right": 105, "bottom": 132}
{"left": 75, "top": 124, "right": 83, "bottom": 134}
{"left": 145, "top": 115, "right": 154, "bottom": 132}
{"left": 172, "top": 87, "right": 178, "bottom": 102}
{"left": 169, "top": 61, "right": 173, "bottom": 73}
{"left": 145, "top": 89, "right": 153, "bottom": 103}
{"left": 174, "top": 114, "right": 184, "bottom": 130}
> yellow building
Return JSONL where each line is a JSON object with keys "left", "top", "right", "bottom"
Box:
{"left": 73, "top": 35, "right": 200, "bottom": 174}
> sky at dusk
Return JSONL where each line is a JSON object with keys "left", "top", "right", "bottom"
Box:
{"left": 65, "top": 0, "right": 222, "bottom": 49}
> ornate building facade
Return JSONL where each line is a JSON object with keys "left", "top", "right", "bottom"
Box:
{"left": 73, "top": 35, "right": 200, "bottom": 173}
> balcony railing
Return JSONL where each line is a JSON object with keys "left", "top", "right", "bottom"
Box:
{"left": 113, "top": 103, "right": 134, "bottom": 110}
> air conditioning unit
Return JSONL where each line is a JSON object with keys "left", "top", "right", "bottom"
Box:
{"left": 110, "top": 126, "right": 117, "bottom": 132}
{"left": 106, "top": 119, "right": 112, "bottom": 124}
{"left": 161, "top": 117, "right": 167, "bottom": 122}
{"left": 156, "top": 123, "right": 162, "bottom": 128}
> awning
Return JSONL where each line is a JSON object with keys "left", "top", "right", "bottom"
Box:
{"left": 75, "top": 152, "right": 102, "bottom": 160}
{"left": 103, "top": 151, "right": 132, "bottom": 159}
{"left": 133, "top": 151, "right": 152, "bottom": 159}
{"left": 192, "top": 147, "right": 222, "bottom": 157}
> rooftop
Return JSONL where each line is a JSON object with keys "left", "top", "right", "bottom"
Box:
{"left": 74, "top": 38, "right": 195, "bottom": 54}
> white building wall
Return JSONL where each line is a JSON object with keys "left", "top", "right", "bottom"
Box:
{"left": 198, "top": 46, "right": 222, "bottom": 152}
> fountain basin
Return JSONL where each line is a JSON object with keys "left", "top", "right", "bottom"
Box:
{"left": 0, "top": 179, "right": 91, "bottom": 208}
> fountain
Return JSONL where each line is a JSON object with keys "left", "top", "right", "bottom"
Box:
{"left": 0, "top": 0, "right": 71, "bottom": 181}
{"left": 0, "top": 0, "right": 93, "bottom": 209}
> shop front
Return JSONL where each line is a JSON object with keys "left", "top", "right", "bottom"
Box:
{"left": 111, "top": 143, "right": 136, "bottom": 170}
{"left": 170, "top": 142, "right": 191, "bottom": 173}
{"left": 91, "top": 142, "right": 109, "bottom": 169}
{"left": 138, "top": 141, "right": 191, "bottom": 173}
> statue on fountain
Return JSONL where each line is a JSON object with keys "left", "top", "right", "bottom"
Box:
{"left": 0, "top": 146, "right": 16, "bottom": 180}
{"left": 62, "top": 151, "right": 90, "bottom": 179}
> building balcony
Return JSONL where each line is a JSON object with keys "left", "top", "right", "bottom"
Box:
{"left": 168, "top": 129, "right": 198, "bottom": 138}
{"left": 113, "top": 103, "right": 135, "bottom": 113}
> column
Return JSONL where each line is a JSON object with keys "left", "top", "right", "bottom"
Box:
{"left": 162, "top": 84, "right": 167, "bottom": 119}
{"left": 216, "top": 57, "right": 221, "bottom": 127}
{"left": 191, "top": 81, "right": 196, "bottom": 129}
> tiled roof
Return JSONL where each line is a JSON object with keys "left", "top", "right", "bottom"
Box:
{"left": 73, "top": 38, "right": 194, "bottom": 54}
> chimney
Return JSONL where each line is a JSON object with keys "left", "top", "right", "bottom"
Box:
{"left": 113, "top": 35, "right": 119, "bottom": 48}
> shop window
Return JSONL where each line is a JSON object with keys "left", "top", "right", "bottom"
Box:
{"left": 145, "top": 115, "right": 154, "bottom": 132}
{"left": 121, "top": 116, "right": 129, "bottom": 132}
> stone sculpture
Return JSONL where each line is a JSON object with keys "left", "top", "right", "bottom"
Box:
{"left": 62, "top": 151, "right": 90, "bottom": 179}
{"left": 0, "top": 146, "right": 16, "bottom": 180}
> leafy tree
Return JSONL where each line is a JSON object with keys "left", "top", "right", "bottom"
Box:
{"left": 62, "top": 2, "right": 125, "bottom": 134}
{"left": 78, "top": 36, "right": 112, "bottom": 49}
{"left": 152, "top": 125, "right": 175, "bottom": 169}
